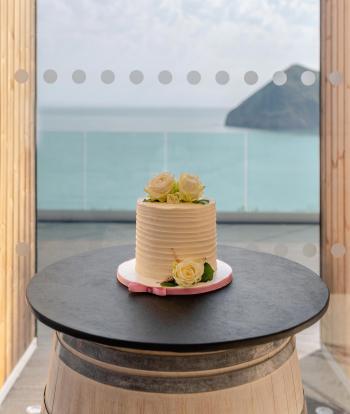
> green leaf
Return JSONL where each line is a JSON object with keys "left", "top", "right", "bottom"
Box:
{"left": 160, "top": 280, "right": 178, "bottom": 287}
{"left": 193, "top": 199, "right": 210, "bottom": 205}
{"left": 171, "top": 181, "right": 179, "bottom": 193}
{"left": 201, "top": 262, "right": 214, "bottom": 282}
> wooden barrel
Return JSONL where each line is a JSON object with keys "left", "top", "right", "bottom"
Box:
{"left": 42, "top": 332, "right": 307, "bottom": 414}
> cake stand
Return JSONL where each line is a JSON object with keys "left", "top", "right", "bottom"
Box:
{"left": 117, "top": 258, "right": 233, "bottom": 295}
{"left": 26, "top": 244, "right": 329, "bottom": 414}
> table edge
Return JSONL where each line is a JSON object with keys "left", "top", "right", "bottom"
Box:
{"left": 26, "top": 288, "right": 329, "bottom": 352}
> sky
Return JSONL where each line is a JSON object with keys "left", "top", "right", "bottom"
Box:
{"left": 37, "top": 0, "right": 319, "bottom": 108}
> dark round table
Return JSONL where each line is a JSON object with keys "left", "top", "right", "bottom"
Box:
{"left": 27, "top": 245, "right": 329, "bottom": 414}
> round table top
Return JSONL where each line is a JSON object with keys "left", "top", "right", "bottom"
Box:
{"left": 27, "top": 245, "right": 329, "bottom": 352}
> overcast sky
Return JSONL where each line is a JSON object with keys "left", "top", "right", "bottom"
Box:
{"left": 37, "top": 0, "right": 319, "bottom": 108}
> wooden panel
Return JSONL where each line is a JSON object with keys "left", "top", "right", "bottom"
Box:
{"left": 320, "top": 0, "right": 350, "bottom": 377}
{"left": 0, "top": 0, "right": 36, "bottom": 388}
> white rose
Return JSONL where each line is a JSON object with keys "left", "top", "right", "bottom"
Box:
{"left": 166, "top": 193, "right": 181, "bottom": 204}
{"left": 173, "top": 259, "right": 204, "bottom": 287}
{"left": 178, "top": 173, "right": 204, "bottom": 202}
{"left": 145, "top": 172, "right": 175, "bottom": 202}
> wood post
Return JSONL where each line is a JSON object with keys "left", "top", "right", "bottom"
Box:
{"left": 320, "top": 0, "right": 350, "bottom": 377}
{"left": 0, "top": 0, "right": 36, "bottom": 388}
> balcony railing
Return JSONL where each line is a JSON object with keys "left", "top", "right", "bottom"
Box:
{"left": 37, "top": 127, "right": 319, "bottom": 222}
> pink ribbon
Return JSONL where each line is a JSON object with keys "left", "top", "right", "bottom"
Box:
{"left": 128, "top": 282, "right": 167, "bottom": 296}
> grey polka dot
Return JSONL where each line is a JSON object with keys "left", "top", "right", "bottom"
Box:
{"left": 187, "top": 71, "right": 201, "bottom": 85}
{"left": 15, "top": 69, "right": 29, "bottom": 83}
{"left": 244, "top": 71, "right": 258, "bottom": 85}
{"left": 331, "top": 243, "right": 346, "bottom": 257}
{"left": 315, "top": 407, "right": 334, "bottom": 414}
{"left": 101, "top": 70, "right": 115, "bottom": 84}
{"left": 43, "top": 69, "right": 57, "bottom": 84}
{"left": 16, "top": 242, "right": 30, "bottom": 256}
{"left": 328, "top": 71, "right": 343, "bottom": 86}
{"left": 273, "top": 244, "right": 288, "bottom": 257}
{"left": 215, "top": 71, "right": 230, "bottom": 85}
{"left": 301, "top": 71, "right": 316, "bottom": 86}
{"left": 302, "top": 243, "right": 317, "bottom": 257}
{"left": 158, "top": 70, "right": 172, "bottom": 85}
{"left": 273, "top": 71, "right": 287, "bottom": 86}
{"left": 130, "top": 70, "right": 144, "bottom": 85}
{"left": 72, "top": 70, "right": 86, "bottom": 84}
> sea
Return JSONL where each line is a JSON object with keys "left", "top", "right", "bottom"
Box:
{"left": 37, "top": 107, "right": 319, "bottom": 213}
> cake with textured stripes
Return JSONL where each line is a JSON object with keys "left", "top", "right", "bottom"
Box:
{"left": 136, "top": 198, "right": 217, "bottom": 281}
{"left": 133, "top": 172, "right": 218, "bottom": 288}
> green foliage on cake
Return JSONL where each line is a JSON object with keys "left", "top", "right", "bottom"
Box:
{"left": 160, "top": 259, "right": 215, "bottom": 288}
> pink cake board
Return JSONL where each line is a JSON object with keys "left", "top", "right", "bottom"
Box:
{"left": 116, "top": 259, "right": 233, "bottom": 296}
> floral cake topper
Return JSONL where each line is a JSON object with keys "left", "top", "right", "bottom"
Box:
{"left": 144, "top": 172, "right": 209, "bottom": 204}
{"left": 161, "top": 256, "right": 215, "bottom": 288}
{"left": 160, "top": 249, "right": 215, "bottom": 288}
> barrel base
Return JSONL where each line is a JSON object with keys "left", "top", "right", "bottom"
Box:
{"left": 42, "top": 333, "right": 307, "bottom": 414}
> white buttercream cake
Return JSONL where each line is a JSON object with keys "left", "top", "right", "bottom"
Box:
{"left": 135, "top": 198, "right": 217, "bottom": 281}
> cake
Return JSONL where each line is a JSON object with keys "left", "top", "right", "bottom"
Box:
{"left": 116, "top": 171, "right": 233, "bottom": 293}
{"left": 136, "top": 199, "right": 217, "bottom": 281}
{"left": 134, "top": 172, "right": 218, "bottom": 287}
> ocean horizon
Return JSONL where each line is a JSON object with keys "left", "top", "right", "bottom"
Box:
{"left": 37, "top": 107, "right": 319, "bottom": 214}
